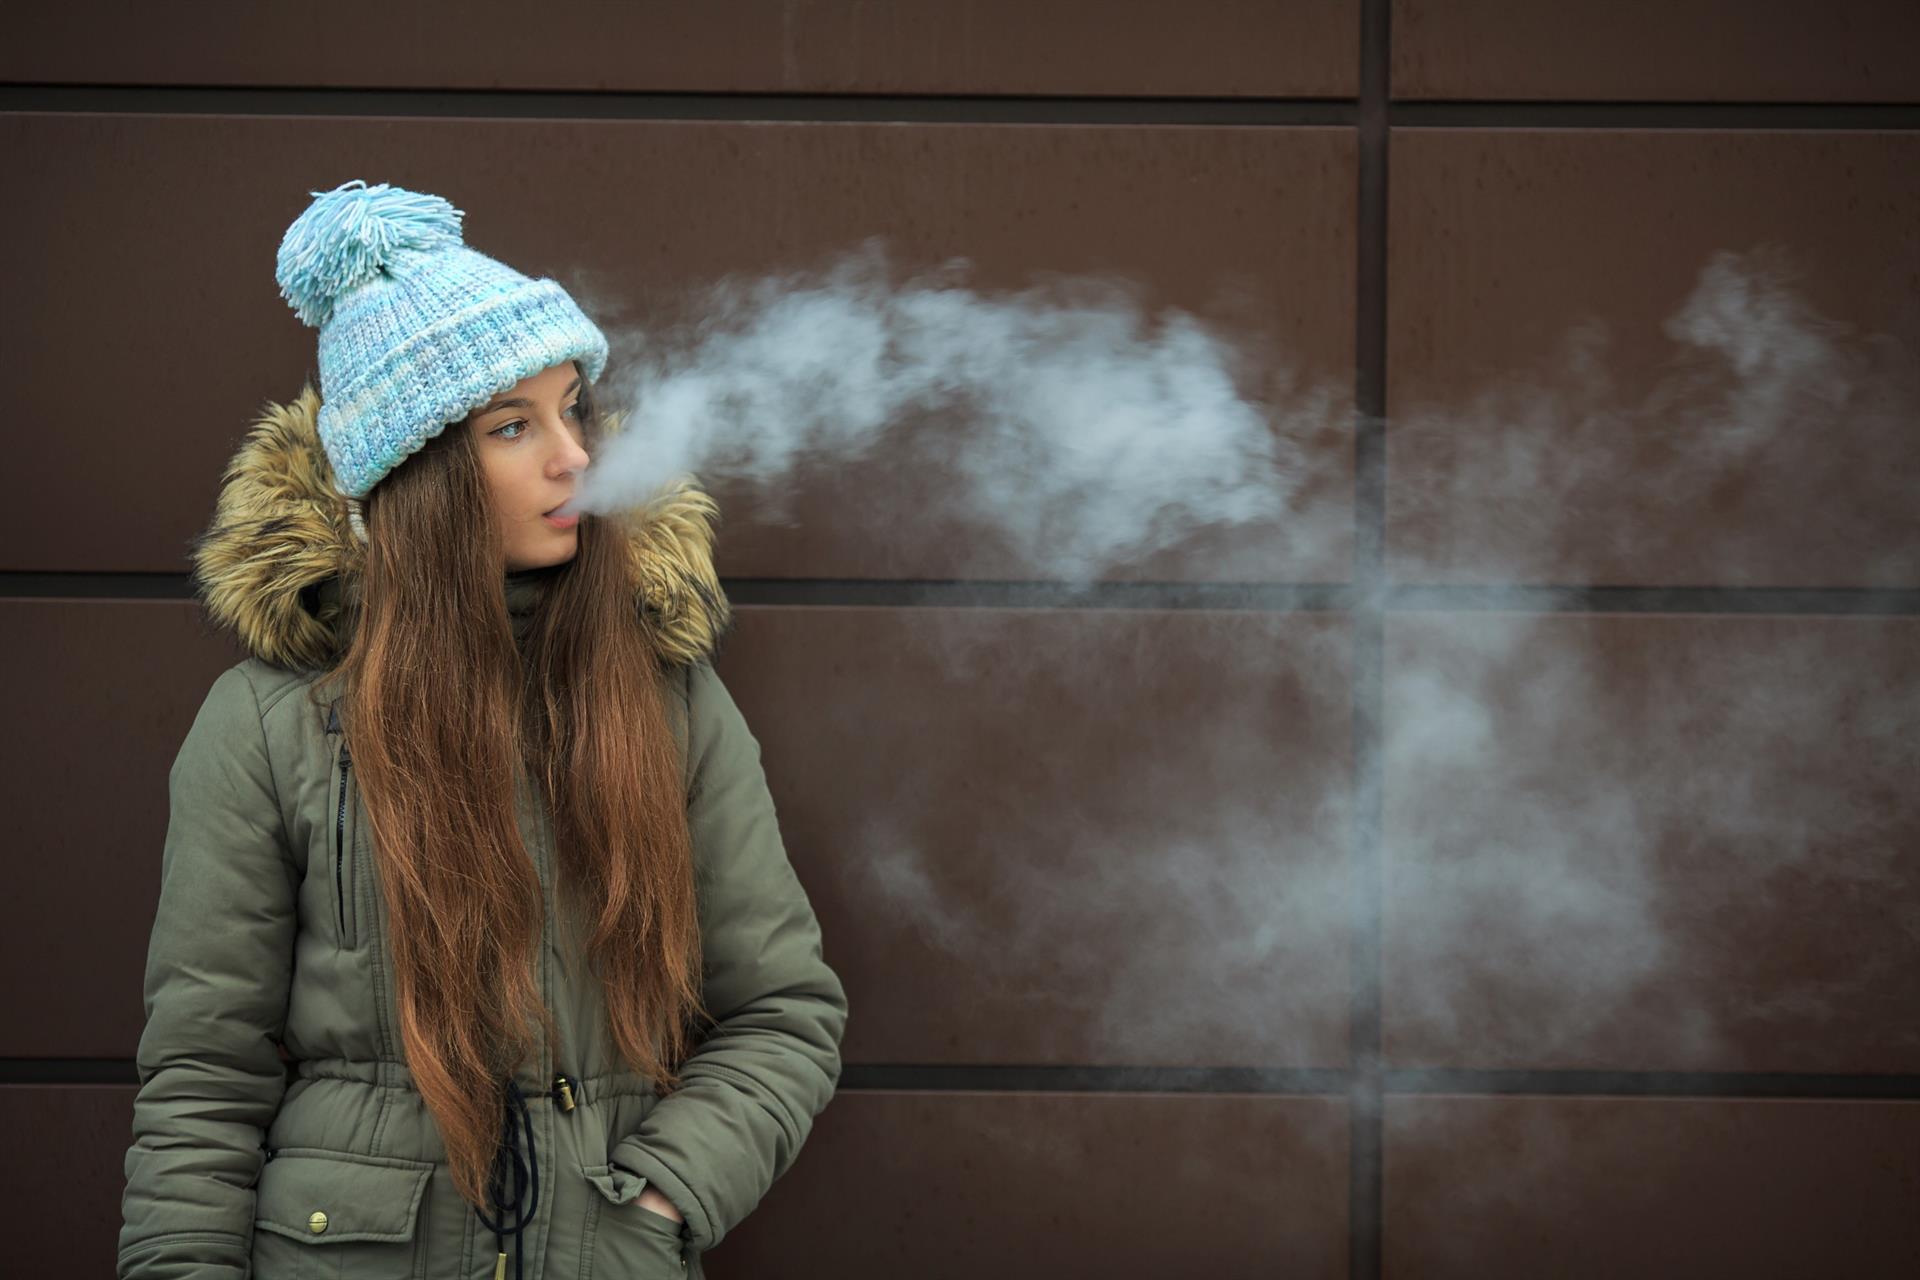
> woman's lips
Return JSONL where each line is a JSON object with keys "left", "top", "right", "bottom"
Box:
{"left": 542, "top": 510, "right": 580, "bottom": 529}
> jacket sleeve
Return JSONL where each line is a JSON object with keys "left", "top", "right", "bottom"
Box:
{"left": 609, "top": 659, "right": 849, "bottom": 1251}
{"left": 119, "top": 664, "right": 298, "bottom": 1279}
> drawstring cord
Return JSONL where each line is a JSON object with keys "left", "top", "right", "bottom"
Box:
{"left": 476, "top": 1080, "right": 540, "bottom": 1280}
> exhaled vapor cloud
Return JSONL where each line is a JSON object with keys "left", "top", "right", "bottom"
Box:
{"left": 577, "top": 242, "right": 1917, "bottom": 1075}
{"left": 570, "top": 238, "right": 1335, "bottom": 582}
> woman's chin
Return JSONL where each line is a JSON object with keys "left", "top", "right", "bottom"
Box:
{"left": 506, "top": 541, "right": 580, "bottom": 573}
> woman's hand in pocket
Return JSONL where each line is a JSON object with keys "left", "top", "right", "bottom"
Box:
{"left": 598, "top": 1178, "right": 687, "bottom": 1274}
{"left": 631, "top": 1186, "right": 684, "bottom": 1225}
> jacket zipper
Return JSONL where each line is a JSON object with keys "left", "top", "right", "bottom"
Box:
{"left": 334, "top": 736, "right": 354, "bottom": 945}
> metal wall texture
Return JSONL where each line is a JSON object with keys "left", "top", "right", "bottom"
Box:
{"left": 3, "top": 2, "right": 1917, "bottom": 1276}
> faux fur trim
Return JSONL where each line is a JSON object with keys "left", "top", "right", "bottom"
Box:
{"left": 191, "top": 383, "right": 731, "bottom": 671}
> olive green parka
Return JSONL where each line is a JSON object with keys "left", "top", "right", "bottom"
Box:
{"left": 118, "top": 387, "right": 848, "bottom": 1279}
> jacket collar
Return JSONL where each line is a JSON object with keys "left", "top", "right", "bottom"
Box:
{"left": 192, "top": 383, "right": 731, "bottom": 671}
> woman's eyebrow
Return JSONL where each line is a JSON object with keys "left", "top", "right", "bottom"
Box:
{"left": 477, "top": 376, "right": 583, "bottom": 414}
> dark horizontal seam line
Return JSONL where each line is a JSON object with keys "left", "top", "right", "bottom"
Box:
{"left": 723, "top": 580, "right": 1920, "bottom": 614}
{"left": 3, "top": 573, "right": 1919, "bottom": 615}
{"left": 1391, "top": 101, "right": 1920, "bottom": 129}
{"left": 0, "top": 85, "right": 1354, "bottom": 124}
{"left": 841, "top": 1065, "right": 1920, "bottom": 1099}
{"left": 1383, "top": 585, "right": 1920, "bottom": 614}
{"left": 1384, "top": 1070, "right": 1920, "bottom": 1099}
{"left": 11, "top": 1059, "right": 1920, "bottom": 1099}
{"left": 839, "top": 1065, "right": 1350, "bottom": 1093}
{"left": 0, "top": 1059, "right": 142, "bottom": 1084}
{"left": 2, "top": 86, "right": 1915, "bottom": 129}
{"left": 0, "top": 572, "right": 197, "bottom": 599}
{"left": 722, "top": 580, "right": 1352, "bottom": 610}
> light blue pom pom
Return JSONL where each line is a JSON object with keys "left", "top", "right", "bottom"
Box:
{"left": 274, "top": 180, "right": 466, "bottom": 328}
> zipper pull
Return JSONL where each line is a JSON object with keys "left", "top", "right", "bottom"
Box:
{"left": 494, "top": 1252, "right": 508, "bottom": 1280}
{"left": 552, "top": 1073, "right": 577, "bottom": 1112}
{"left": 327, "top": 701, "right": 353, "bottom": 764}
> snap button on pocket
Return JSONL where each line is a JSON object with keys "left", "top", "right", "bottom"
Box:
{"left": 254, "top": 1147, "right": 432, "bottom": 1245}
{"left": 253, "top": 1148, "right": 431, "bottom": 1280}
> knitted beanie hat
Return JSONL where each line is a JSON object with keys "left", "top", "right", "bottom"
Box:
{"left": 274, "top": 179, "right": 610, "bottom": 499}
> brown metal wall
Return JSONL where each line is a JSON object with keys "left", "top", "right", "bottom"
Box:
{"left": 3, "top": 2, "right": 1917, "bottom": 1275}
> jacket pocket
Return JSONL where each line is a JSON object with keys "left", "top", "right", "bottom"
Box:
{"left": 253, "top": 1147, "right": 433, "bottom": 1278}
{"left": 583, "top": 1163, "right": 688, "bottom": 1276}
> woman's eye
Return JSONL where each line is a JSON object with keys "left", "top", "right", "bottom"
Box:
{"left": 490, "top": 404, "right": 580, "bottom": 439}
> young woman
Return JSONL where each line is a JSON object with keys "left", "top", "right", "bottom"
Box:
{"left": 117, "top": 180, "right": 848, "bottom": 1280}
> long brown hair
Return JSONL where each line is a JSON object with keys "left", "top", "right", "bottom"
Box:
{"left": 330, "top": 364, "right": 705, "bottom": 1206}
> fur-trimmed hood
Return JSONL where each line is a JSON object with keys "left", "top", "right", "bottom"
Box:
{"left": 192, "top": 384, "right": 732, "bottom": 671}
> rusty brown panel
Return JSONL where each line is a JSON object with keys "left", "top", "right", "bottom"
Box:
{"left": 1384, "top": 1096, "right": 1920, "bottom": 1277}
{"left": 1381, "top": 613, "right": 1920, "bottom": 1072}
{"left": 0, "top": 601, "right": 244, "bottom": 1057}
{"left": 41, "top": 1085, "right": 1347, "bottom": 1278}
{"left": 713, "top": 604, "right": 1354, "bottom": 1068}
{"left": 1386, "top": 130, "right": 1920, "bottom": 588}
{"left": 5, "top": 114, "right": 1354, "bottom": 583}
{"left": 1394, "top": 0, "right": 1920, "bottom": 103}
{"left": 3, "top": 1084, "right": 137, "bottom": 1277}
{"left": 711, "top": 1091, "right": 1349, "bottom": 1278}
{"left": 0, "top": 2, "right": 1358, "bottom": 97}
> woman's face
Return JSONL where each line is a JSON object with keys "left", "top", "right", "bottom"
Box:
{"left": 462, "top": 361, "right": 592, "bottom": 571}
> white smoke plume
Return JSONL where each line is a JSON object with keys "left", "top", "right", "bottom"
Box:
{"left": 568, "top": 238, "right": 1341, "bottom": 582}
{"left": 570, "top": 243, "right": 1917, "bottom": 1073}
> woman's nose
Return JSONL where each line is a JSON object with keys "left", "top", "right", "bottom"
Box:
{"left": 549, "top": 426, "right": 591, "bottom": 476}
